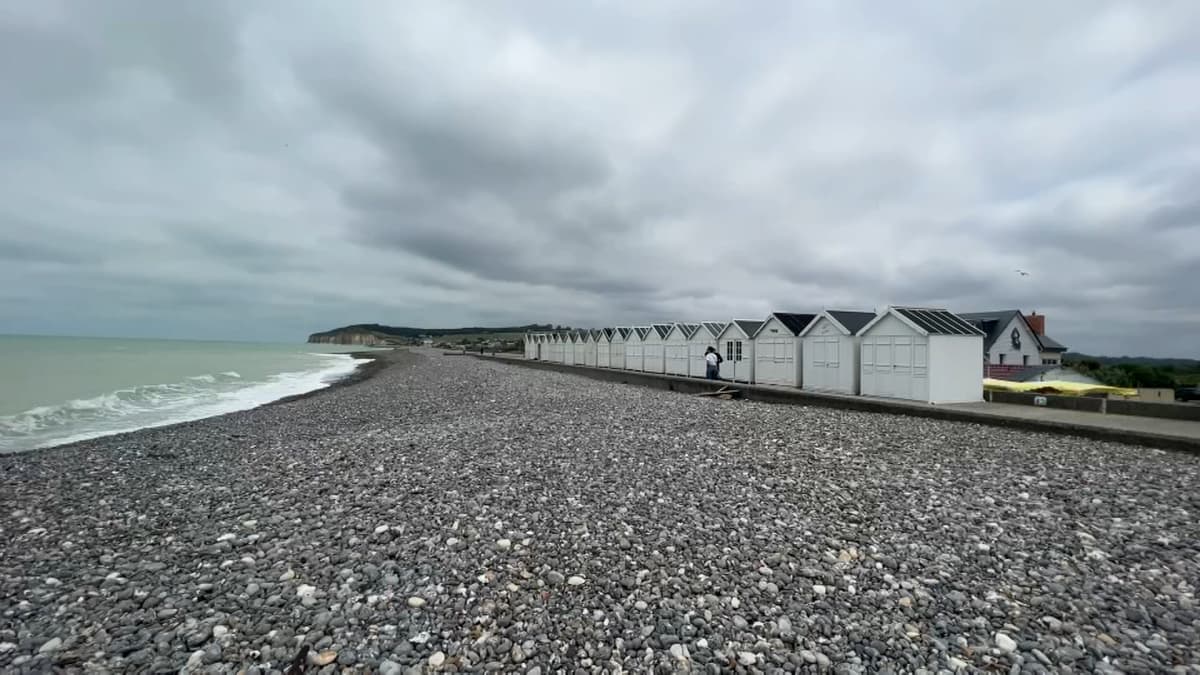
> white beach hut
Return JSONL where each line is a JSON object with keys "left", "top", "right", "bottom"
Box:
{"left": 642, "top": 324, "right": 671, "bottom": 374}
{"left": 715, "top": 320, "right": 760, "bottom": 382}
{"left": 688, "top": 321, "right": 726, "bottom": 377}
{"left": 753, "top": 312, "right": 817, "bottom": 387}
{"left": 537, "top": 333, "right": 551, "bottom": 361}
{"left": 610, "top": 327, "right": 629, "bottom": 370}
{"left": 799, "top": 310, "right": 877, "bottom": 395}
{"left": 625, "top": 326, "right": 650, "bottom": 371}
{"left": 547, "top": 333, "right": 561, "bottom": 363}
{"left": 596, "top": 329, "right": 612, "bottom": 368}
{"left": 858, "top": 306, "right": 984, "bottom": 403}
{"left": 562, "top": 332, "right": 576, "bottom": 365}
{"left": 574, "top": 331, "right": 590, "bottom": 366}
{"left": 664, "top": 323, "right": 698, "bottom": 376}
{"left": 584, "top": 330, "right": 599, "bottom": 367}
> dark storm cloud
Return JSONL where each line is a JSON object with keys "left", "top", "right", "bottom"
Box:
{"left": 2, "top": 0, "right": 1199, "bottom": 355}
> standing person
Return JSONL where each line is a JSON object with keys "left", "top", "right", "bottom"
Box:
{"left": 704, "top": 346, "right": 722, "bottom": 380}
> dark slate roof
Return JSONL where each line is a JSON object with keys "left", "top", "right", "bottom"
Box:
{"left": 602, "top": 328, "right": 614, "bottom": 339}
{"left": 1037, "top": 334, "right": 1068, "bottom": 351}
{"left": 958, "top": 309, "right": 1068, "bottom": 352}
{"left": 634, "top": 326, "right": 652, "bottom": 340}
{"left": 769, "top": 312, "right": 818, "bottom": 336}
{"left": 727, "top": 320, "right": 762, "bottom": 337}
{"left": 894, "top": 307, "right": 983, "bottom": 336}
{"left": 826, "top": 310, "right": 877, "bottom": 336}
{"left": 617, "top": 327, "right": 632, "bottom": 339}
{"left": 590, "top": 329, "right": 604, "bottom": 340}
{"left": 958, "top": 310, "right": 1022, "bottom": 350}
{"left": 699, "top": 321, "right": 726, "bottom": 337}
{"left": 677, "top": 323, "right": 700, "bottom": 339}
{"left": 652, "top": 323, "right": 672, "bottom": 339}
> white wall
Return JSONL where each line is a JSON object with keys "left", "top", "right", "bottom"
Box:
{"left": 610, "top": 337, "right": 626, "bottom": 369}
{"left": 642, "top": 332, "right": 666, "bottom": 373}
{"left": 717, "top": 328, "right": 754, "bottom": 382}
{"left": 624, "top": 337, "right": 644, "bottom": 371}
{"left": 802, "top": 317, "right": 860, "bottom": 394}
{"left": 664, "top": 330, "right": 690, "bottom": 375}
{"left": 689, "top": 333, "right": 721, "bottom": 377}
{"left": 986, "top": 316, "right": 1042, "bottom": 366}
{"left": 929, "top": 335, "right": 984, "bottom": 403}
{"left": 754, "top": 316, "right": 802, "bottom": 387}
{"left": 597, "top": 339, "right": 611, "bottom": 367}
{"left": 859, "top": 314, "right": 928, "bottom": 402}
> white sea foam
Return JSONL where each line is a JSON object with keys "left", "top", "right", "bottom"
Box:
{"left": 0, "top": 354, "right": 372, "bottom": 452}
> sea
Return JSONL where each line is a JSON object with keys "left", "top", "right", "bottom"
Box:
{"left": 0, "top": 335, "right": 378, "bottom": 453}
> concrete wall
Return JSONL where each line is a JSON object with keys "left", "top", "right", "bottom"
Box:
{"left": 984, "top": 390, "right": 1200, "bottom": 421}
{"left": 1137, "top": 388, "right": 1175, "bottom": 402}
{"left": 485, "top": 356, "right": 1200, "bottom": 453}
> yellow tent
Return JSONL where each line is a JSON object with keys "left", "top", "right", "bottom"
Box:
{"left": 983, "top": 378, "right": 1137, "bottom": 398}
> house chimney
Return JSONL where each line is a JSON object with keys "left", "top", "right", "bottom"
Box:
{"left": 1025, "top": 311, "right": 1045, "bottom": 336}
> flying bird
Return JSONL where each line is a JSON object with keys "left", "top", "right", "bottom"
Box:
{"left": 1015, "top": 269, "right": 1031, "bottom": 277}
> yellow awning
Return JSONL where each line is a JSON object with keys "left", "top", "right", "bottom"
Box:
{"left": 983, "top": 378, "right": 1138, "bottom": 398}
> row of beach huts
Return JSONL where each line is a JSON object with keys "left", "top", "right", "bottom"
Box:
{"left": 524, "top": 306, "right": 987, "bottom": 404}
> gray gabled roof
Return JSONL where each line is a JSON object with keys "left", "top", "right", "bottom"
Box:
{"left": 616, "top": 327, "right": 632, "bottom": 339}
{"left": 634, "top": 326, "right": 652, "bottom": 340}
{"left": 755, "top": 312, "right": 817, "bottom": 337}
{"left": 1037, "top": 334, "right": 1067, "bottom": 351}
{"left": 698, "top": 321, "right": 727, "bottom": 338}
{"left": 826, "top": 310, "right": 877, "bottom": 336}
{"left": 958, "top": 309, "right": 1067, "bottom": 352}
{"left": 958, "top": 310, "right": 1024, "bottom": 350}
{"left": 721, "top": 320, "right": 762, "bottom": 338}
{"left": 676, "top": 322, "right": 700, "bottom": 339}
{"left": 652, "top": 323, "right": 673, "bottom": 339}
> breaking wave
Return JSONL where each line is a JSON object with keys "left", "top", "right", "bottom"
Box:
{"left": 0, "top": 354, "right": 369, "bottom": 452}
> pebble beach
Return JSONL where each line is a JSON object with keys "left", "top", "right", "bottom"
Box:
{"left": 2, "top": 350, "right": 1199, "bottom": 674}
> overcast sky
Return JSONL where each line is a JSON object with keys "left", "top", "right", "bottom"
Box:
{"left": 2, "top": 1, "right": 1198, "bottom": 356}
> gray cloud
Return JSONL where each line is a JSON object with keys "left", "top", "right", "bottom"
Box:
{"left": 1, "top": 0, "right": 1199, "bottom": 356}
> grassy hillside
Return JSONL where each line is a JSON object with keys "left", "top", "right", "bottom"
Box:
{"left": 1064, "top": 352, "right": 1200, "bottom": 389}
{"left": 307, "top": 323, "right": 560, "bottom": 348}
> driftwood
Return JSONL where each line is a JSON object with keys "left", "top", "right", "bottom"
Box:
{"left": 697, "top": 386, "right": 742, "bottom": 400}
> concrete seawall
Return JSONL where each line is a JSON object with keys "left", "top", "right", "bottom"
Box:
{"left": 479, "top": 356, "right": 1200, "bottom": 454}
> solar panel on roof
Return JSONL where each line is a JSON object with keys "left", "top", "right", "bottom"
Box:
{"left": 895, "top": 307, "right": 981, "bottom": 335}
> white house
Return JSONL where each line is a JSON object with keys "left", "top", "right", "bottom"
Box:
{"left": 664, "top": 323, "right": 697, "bottom": 376}
{"left": 799, "top": 310, "right": 877, "bottom": 395}
{"left": 753, "top": 313, "right": 817, "bottom": 387}
{"left": 641, "top": 324, "right": 671, "bottom": 374}
{"left": 596, "top": 329, "right": 612, "bottom": 368}
{"left": 715, "top": 320, "right": 760, "bottom": 382}
{"left": 610, "top": 327, "right": 629, "bottom": 370}
{"left": 625, "top": 326, "right": 650, "bottom": 371}
{"left": 858, "top": 306, "right": 984, "bottom": 404}
{"left": 958, "top": 310, "right": 1071, "bottom": 374}
{"left": 548, "top": 333, "right": 562, "bottom": 363}
{"left": 688, "top": 321, "right": 726, "bottom": 377}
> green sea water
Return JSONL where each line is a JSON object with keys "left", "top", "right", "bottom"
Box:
{"left": 0, "top": 335, "right": 376, "bottom": 452}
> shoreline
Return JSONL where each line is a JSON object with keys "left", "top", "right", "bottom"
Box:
{"left": 264, "top": 349, "right": 396, "bottom": 407}
{"left": 2, "top": 349, "right": 403, "bottom": 457}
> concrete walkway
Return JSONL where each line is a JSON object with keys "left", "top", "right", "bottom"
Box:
{"left": 479, "top": 354, "right": 1200, "bottom": 453}
{"left": 946, "top": 400, "right": 1200, "bottom": 443}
